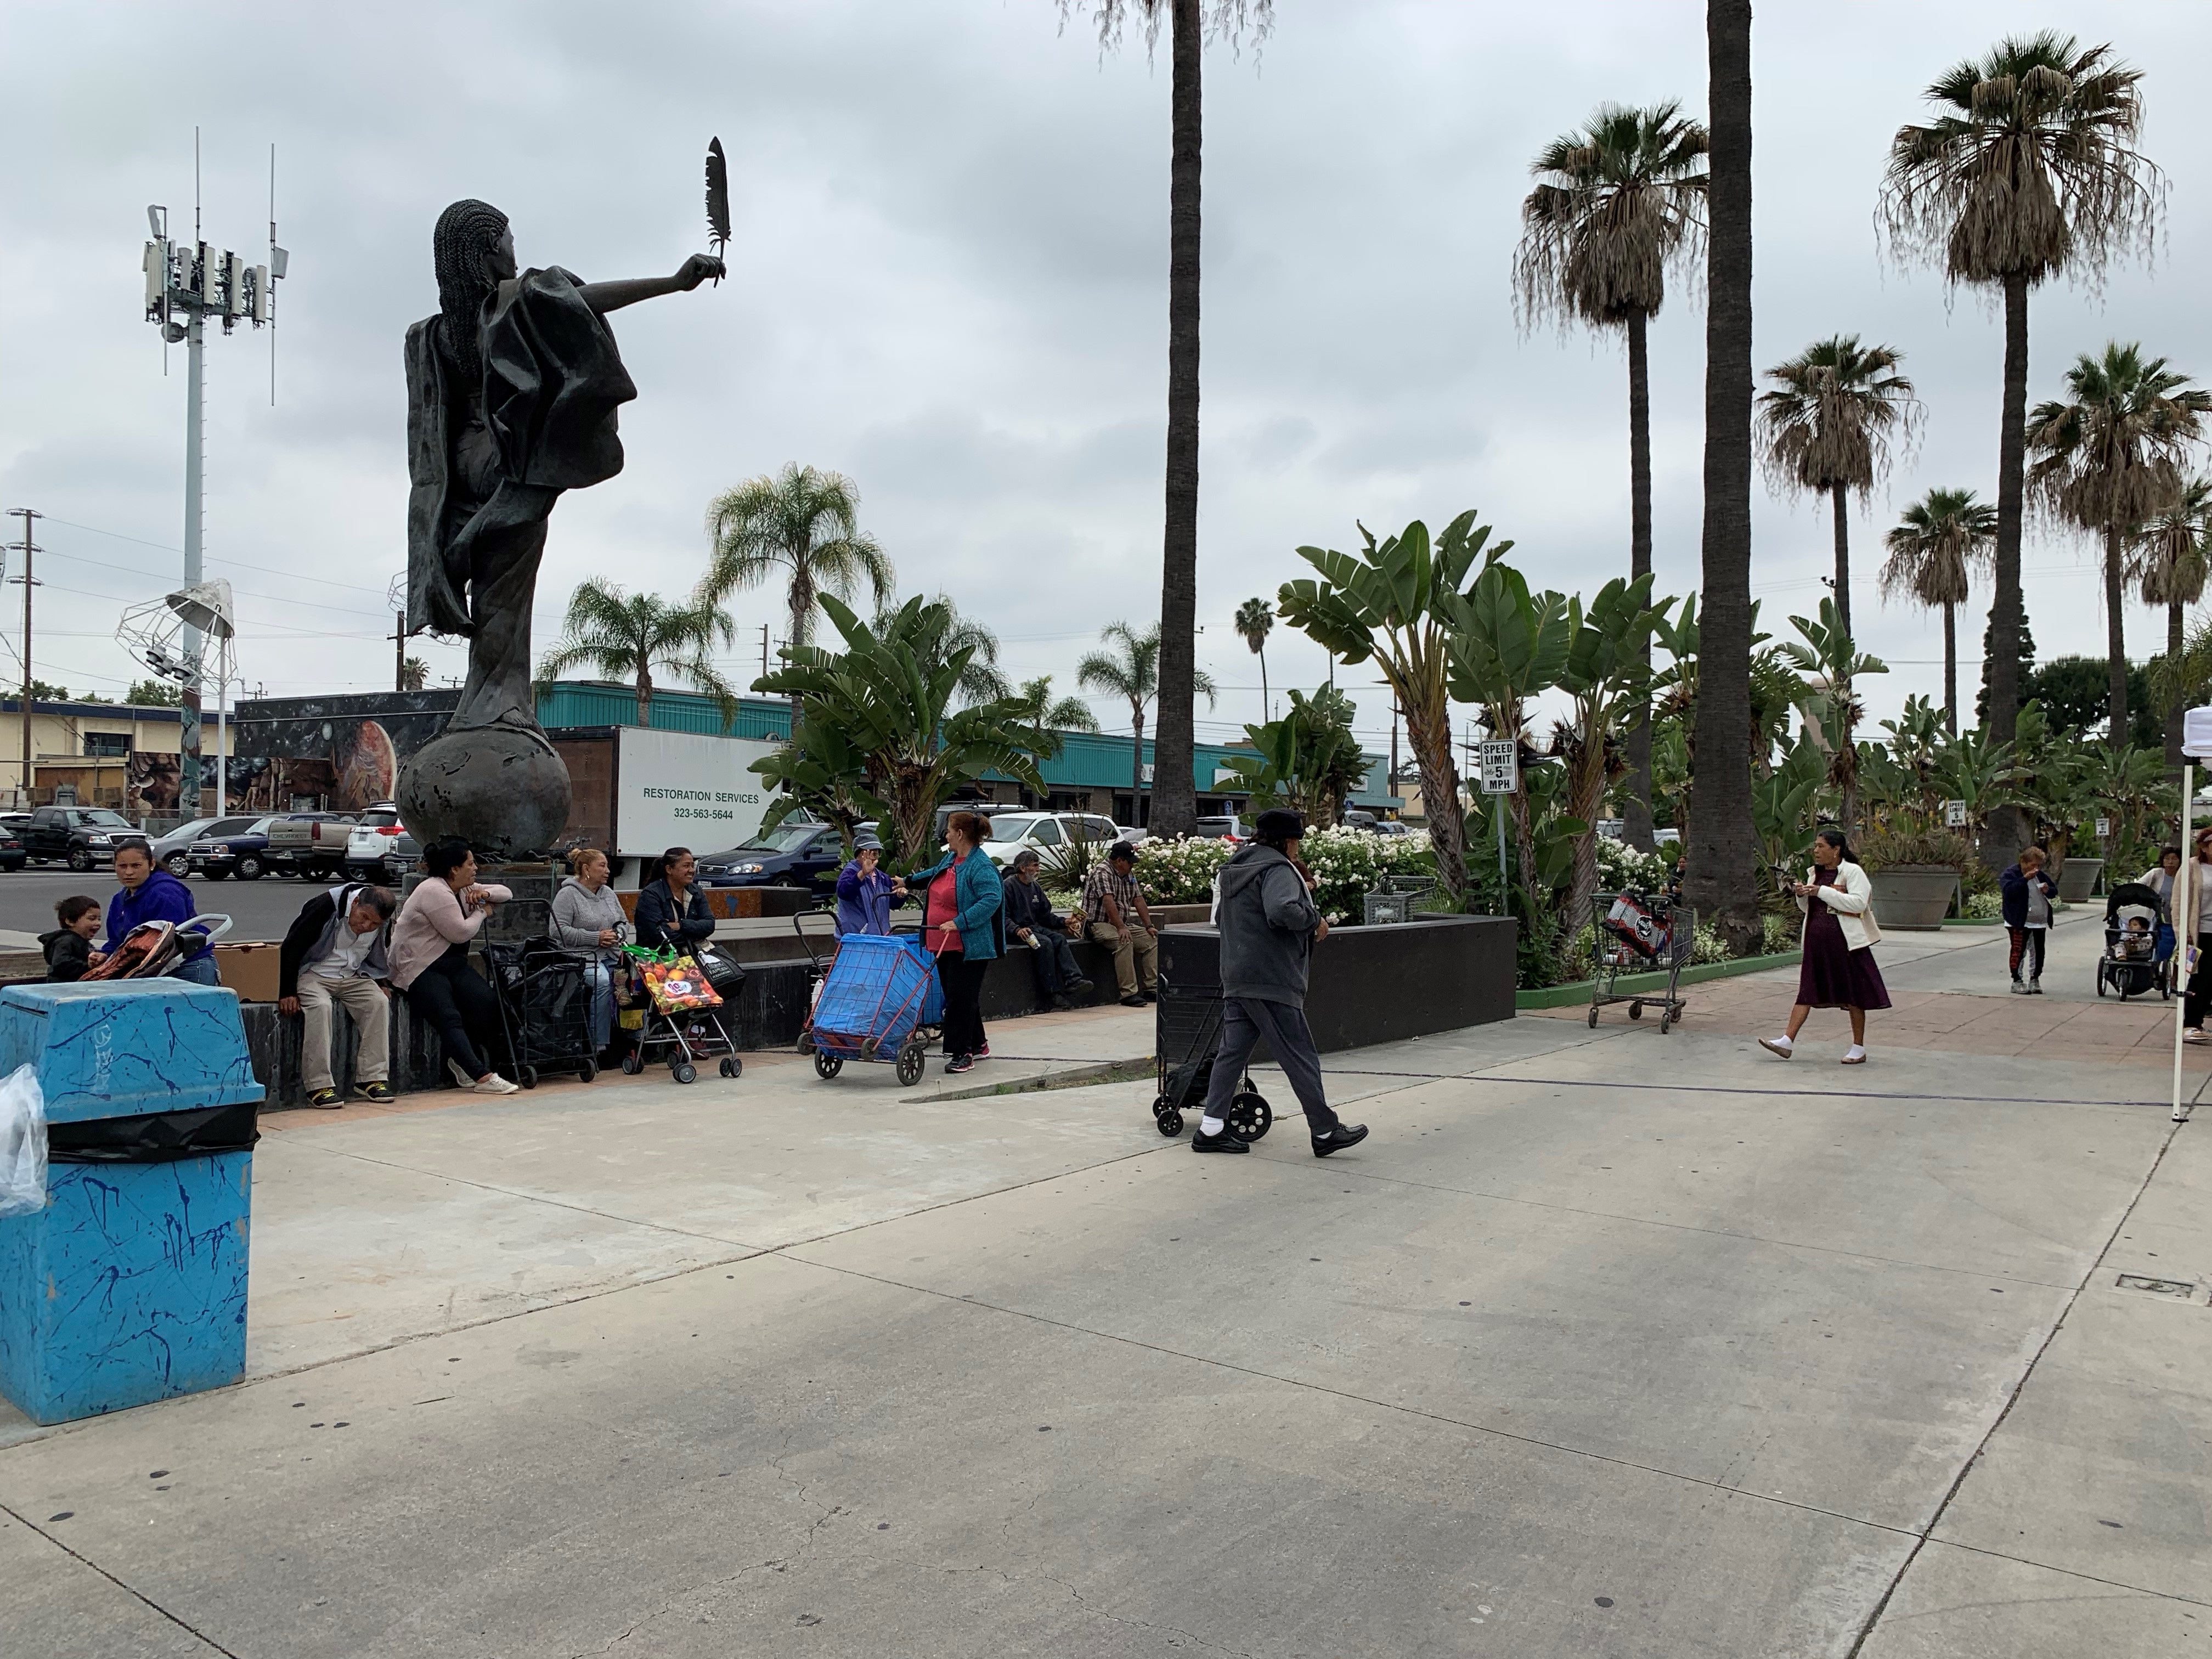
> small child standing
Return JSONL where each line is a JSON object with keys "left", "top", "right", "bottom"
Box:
{"left": 41, "top": 895, "right": 104, "bottom": 983}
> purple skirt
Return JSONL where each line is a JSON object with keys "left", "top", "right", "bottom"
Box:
{"left": 1796, "top": 904, "right": 1891, "bottom": 1009}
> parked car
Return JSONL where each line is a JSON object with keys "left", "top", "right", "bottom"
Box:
{"left": 21, "top": 805, "right": 137, "bottom": 871}
{"left": 1193, "top": 815, "right": 1252, "bottom": 844}
{"left": 977, "top": 811, "right": 1122, "bottom": 870}
{"left": 262, "top": 811, "right": 360, "bottom": 880}
{"left": 151, "top": 815, "right": 251, "bottom": 877}
{"left": 187, "top": 812, "right": 331, "bottom": 881}
{"left": 343, "top": 804, "right": 420, "bottom": 883}
{"left": 0, "top": 822, "right": 23, "bottom": 872}
{"left": 696, "top": 820, "right": 843, "bottom": 895}
{"left": 1369, "top": 819, "right": 1416, "bottom": 839}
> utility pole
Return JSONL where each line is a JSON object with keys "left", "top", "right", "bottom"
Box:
{"left": 759, "top": 623, "right": 770, "bottom": 684}
{"left": 391, "top": 610, "right": 407, "bottom": 692}
{"left": 9, "top": 509, "right": 41, "bottom": 806}
{"left": 1389, "top": 699, "right": 1401, "bottom": 801}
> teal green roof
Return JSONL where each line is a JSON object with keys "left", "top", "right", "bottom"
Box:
{"left": 534, "top": 681, "right": 1400, "bottom": 806}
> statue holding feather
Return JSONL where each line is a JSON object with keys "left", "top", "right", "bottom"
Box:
{"left": 398, "top": 146, "right": 729, "bottom": 856}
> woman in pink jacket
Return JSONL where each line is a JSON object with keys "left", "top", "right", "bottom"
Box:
{"left": 390, "top": 836, "right": 518, "bottom": 1094}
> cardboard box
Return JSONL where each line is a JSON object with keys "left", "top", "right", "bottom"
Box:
{"left": 215, "top": 941, "right": 283, "bottom": 1003}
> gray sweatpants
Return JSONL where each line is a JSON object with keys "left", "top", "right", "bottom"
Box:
{"left": 1203, "top": 996, "right": 1340, "bottom": 1135}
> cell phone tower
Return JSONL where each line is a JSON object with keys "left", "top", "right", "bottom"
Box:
{"left": 142, "top": 132, "right": 286, "bottom": 810}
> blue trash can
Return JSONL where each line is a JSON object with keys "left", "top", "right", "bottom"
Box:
{"left": 0, "top": 980, "right": 264, "bottom": 1425}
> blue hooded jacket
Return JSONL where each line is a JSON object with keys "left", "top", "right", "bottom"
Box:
{"left": 103, "top": 868, "right": 211, "bottom": 964}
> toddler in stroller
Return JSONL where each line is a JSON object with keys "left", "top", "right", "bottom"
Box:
{"left": 2097, "top": 882, "right": 2168, "bottom": 1001}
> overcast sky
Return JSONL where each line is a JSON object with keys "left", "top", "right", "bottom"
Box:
{"left": 5, "top": 1, "right": 2209, "bottom": 752}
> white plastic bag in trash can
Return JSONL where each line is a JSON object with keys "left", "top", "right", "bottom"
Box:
{"left": 0, "top": 1062, "right": 46, "bottom": 1218}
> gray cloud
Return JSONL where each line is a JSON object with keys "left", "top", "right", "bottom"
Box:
{"left": 1, "top": 0, "right": 2207, "bottom": 741}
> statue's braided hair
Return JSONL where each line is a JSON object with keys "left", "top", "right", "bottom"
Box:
{"left": 431, "top": 199, "right": 510, "bottom": 386}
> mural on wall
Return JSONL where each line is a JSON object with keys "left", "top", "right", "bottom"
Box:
{"left": 229, "top": 692, "right": 460, "bottom": 812}
{"left": 125, "top": 751, "right": 183, "bottom": 816}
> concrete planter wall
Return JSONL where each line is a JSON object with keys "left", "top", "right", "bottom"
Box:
{"left": 2057, "top": 857, "right": 2104, "bottom": 903}
{"left": 1867, "top": 866, "right": 1960, "bottom": 931}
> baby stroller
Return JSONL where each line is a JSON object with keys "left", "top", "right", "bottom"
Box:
{"left": 1148, "top": 971, "right": 1273, "bottom": 1141}
{"left": 80, "top": 914, "right": 234, "bottom": 981}
{"left": 2096, "top": 882, "right": 2169, "bottom": 1001}
{"left": 616, "top": 944, "right": 743, "bottom": 1084}
{"left": 796, "top": 930, "right": 943, "bottom": 1086}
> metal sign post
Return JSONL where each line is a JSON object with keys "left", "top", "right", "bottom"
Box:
{"left": 1477, "top": 738, "right": 1517, "bottom": 898}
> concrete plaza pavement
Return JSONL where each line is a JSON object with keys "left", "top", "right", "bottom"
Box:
{"left": 2, "top": 915, "right": 2208, "bottom": 1656}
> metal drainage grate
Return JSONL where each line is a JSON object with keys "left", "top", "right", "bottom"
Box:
{"left": 2115, "top": 1273, "right": 2197, "bottom": 1299}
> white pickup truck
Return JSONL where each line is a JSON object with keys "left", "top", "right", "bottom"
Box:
{"left": 261, "top": 811, "right": 359, "bottom": 881}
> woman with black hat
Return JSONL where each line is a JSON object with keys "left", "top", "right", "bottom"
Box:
{"left": 1193, "top": 808, "right": 1368, "bottom": 1157}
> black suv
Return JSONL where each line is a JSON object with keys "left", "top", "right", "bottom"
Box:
{"left": 696, "top": 821, "right": 843, "bottom": 896}
{"left": 22, "top": 805, "right": 137, "bottom": 871}
{"left": 187, "top": 812, "right": 331, "bottom": 881}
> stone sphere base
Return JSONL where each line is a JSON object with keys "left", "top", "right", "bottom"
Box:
{"left": 397, "top": 725, "right": 573, "bottom": 859}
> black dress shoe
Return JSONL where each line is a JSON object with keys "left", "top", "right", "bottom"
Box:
{"left": 1069, "top": 978, "right": 1094, "bottom": 996}
{"left": 1192, "top": 1126, "right": 1249, "bottom": 1154}
{"left": 1311, "top": 1123, "right": 1369, "bottom": 1157}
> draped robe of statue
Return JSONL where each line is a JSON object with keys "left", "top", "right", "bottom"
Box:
{"left": 399, "top": 268, "right": 635, "bottom": 854}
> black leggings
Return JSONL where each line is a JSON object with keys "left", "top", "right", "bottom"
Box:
{"left": 2186, "top": 932, "right": 2212, "bottom": 1029}
{"left": 404, "top": 947, "right": 504, "bottom": 1081}
{"left": 937, "top": 953, "right": 990, "bottom": 1057}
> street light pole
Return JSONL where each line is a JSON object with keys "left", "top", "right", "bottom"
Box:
{"left": 9, "top": 508, "right": 40, "bottom": 806}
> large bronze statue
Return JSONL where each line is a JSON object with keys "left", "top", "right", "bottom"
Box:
{"left": 398, "top": 199, "right": 722, "bottom": 855}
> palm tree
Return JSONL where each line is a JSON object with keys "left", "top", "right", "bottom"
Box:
{"left": 2131, "top": 476, "right": 2212, "bottom": 771}
{"left": 878, "top": 594, "right": 1010, "bottom": 708}
{"left": 1881, "top": 488, "right": 1997, "bottom": 731}
{"left": 1513, "top": 99, "right": 1708, "bottom": 851}
{"left": 399, "top": 657, "right": 430, "bottom": 692}
{"left": 1684, "top": 0, "right": 1760, "bottom": 957}
{"left": 1062, "top": 0, "right": 1271, "bottom": 839}
{"left": 1755, "top": 336, "right": 1920, "bottom": 640}
{"left": 1007, "top": 675, "right": 1099, "bottom": 764}
{"left": 701, "top": 463, "right": 895, "bottom": 726}
{"left": 535, "top": 579, "right": 739, "bottom": 726}
{"left": 1076, "top": 620, "right": 1216, "bottom": 808}
{"left": 1881, "top": 32, "right": 2160, "bottom": 839}
{"left": 2025, "top": 343, "right": 2211, "bottom": 742}
{"left": 1233, "top": 595, "right": 1274, "bottom": 722}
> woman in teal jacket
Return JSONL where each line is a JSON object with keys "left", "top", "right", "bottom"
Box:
{"left": 906, "top": 810, "right": 1005, "bottom": 1073}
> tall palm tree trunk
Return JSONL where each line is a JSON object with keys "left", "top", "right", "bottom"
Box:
{"left": 1982, "top": 272, "right": 2031, "bottom": 861}
{"left": 1258, "top": 646, "right": 1269, "bottom": 725}
{"left": 1149, "top": 0, "right": 1203, "bottom": 839}
{"left": 1621, "top": 309, "right": 1657, "bottom": 852}
{"left": 1829, "top": 481, "right": 1852, "bottom": 639}
{"left": 1684, "top": 0, "right": 1760, "bottom": 957}
{"left": 635, "top": 668, "right": 652, "bottom": 728}
{"left": 785, "top": 575, "right": 814, "bottom": 738}
{"left": 2168, "top": 600, "right": 2186, "bottom": 774}
{"left": 1942, "top": 601, "right": 1957, "bottom": 733}
{"left": 1403, "top": 697, "right": 1466, "bottom": 905}
{"left": 2103, "top": 521, "right": 2128, "bottom": 745}
{"left": 1130, "top": 705, "right": 1146, "bottom": 804}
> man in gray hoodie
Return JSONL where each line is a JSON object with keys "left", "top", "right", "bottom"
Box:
{"left": 1193, "top": 809, "right": 1368, "bottom": 1157}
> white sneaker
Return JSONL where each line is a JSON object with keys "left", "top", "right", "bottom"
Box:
{"left": 448, "top": 1059, "right": 474, "bottom": 1087}
{"left": 470, "top": 1073, "right": 520, "bottom": 1095}
{"left": 2186, "top": 1029, "right": 2210, "bottom": 1046}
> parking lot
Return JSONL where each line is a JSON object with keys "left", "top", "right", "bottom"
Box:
{"left": 0, "top": 867, "right": 340, "bottom": 943}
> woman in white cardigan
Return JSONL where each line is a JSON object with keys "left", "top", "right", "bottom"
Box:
{"left": 1759, "top": 827, "right": 1890, "bottom": 1065}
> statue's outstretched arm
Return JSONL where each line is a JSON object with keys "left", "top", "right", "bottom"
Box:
{"left": 577, "top": 255, "right": 726, "bottom": 315}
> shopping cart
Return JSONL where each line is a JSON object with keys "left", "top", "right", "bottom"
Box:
{"left": 793, "top": 926, "right": 944, "bottom": 1086}
{"left": 1587, "top": 889, "right": 1695, "bottom": 1032}
{"left": 485, "top": 938, "right": 600, "bottom": 1087}
{"left": 616, "top": 944, "right": 743, "bottom": 1084}
{"left": 1148, "top": 971, "right": 1273, "bottom": 1140}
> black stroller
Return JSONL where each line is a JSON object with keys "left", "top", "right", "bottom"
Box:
{"left": 1149, "top": 972, "right": 1273, "bottom": 1141}
{"left": 2096, "top": 882, "right": 2170, "bottom": 1000}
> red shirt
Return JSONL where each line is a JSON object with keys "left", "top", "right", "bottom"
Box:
{"left": 924, "top": 865, "right": 963, "bottom": 953}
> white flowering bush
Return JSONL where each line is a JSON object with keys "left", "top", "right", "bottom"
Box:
{"left": 1965, "top": 889, "right": 2003, "bottom": 919}
{"left": 1132, "top": 835, "right": 1234, "bottom": 904}
{"left": 1594, "top": 836, "right": 1677, "bottom": 894}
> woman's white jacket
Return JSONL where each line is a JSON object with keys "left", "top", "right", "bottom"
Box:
{"left": 1795, "top": 860, "right": 1882, "bottom": 951}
